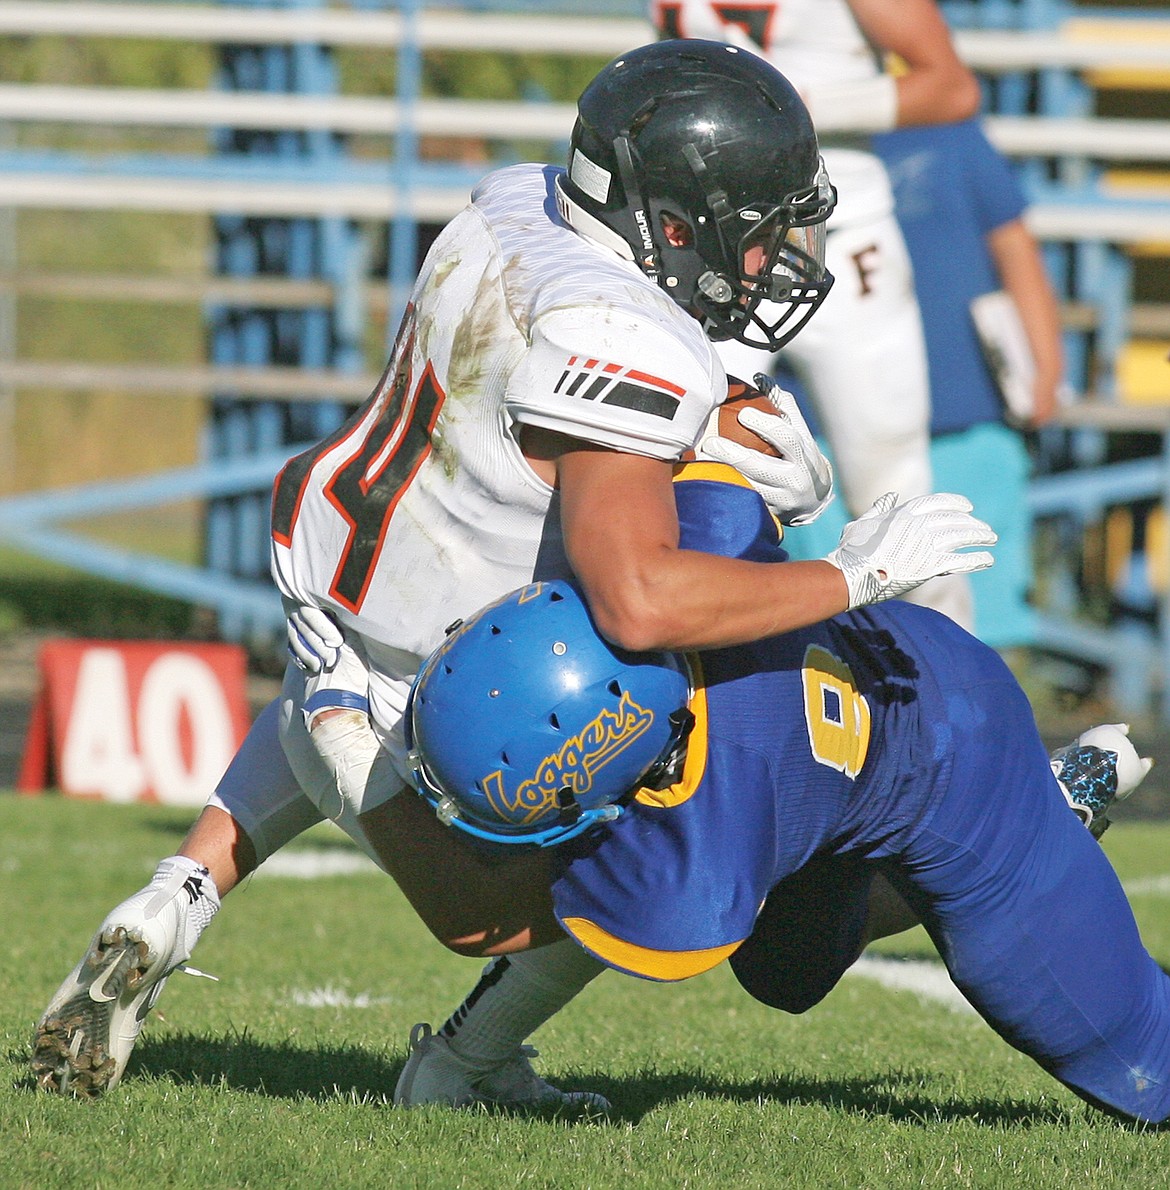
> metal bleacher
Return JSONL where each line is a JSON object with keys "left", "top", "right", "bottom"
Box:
{"left": 2, "top": 0, "right": 1170, "bottom": 714}
{"left": 945, "top": 3, "right": 1170, "bottom": 715}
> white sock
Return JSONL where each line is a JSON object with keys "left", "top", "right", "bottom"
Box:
{"left": 439, "top": 939, "right": 605, "bottom": 1068}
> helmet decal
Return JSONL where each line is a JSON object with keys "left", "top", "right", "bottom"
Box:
{"left": 568, "top": 148, "right": 612, "bottom": 205}
{"left": 482, "top": 688, "right": 656, "bottom": 827}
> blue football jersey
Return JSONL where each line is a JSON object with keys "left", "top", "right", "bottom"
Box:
{"left": 549, "top": 465, "right": 1170, "bottom": 1125}
{"left": 551, "top": 464, "right": 979, "bottom": 977}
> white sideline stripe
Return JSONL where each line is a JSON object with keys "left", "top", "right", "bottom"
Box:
{"left": 288, "top": 985, "right": 392, "bottom": 1009}
{"left": 1122, "top": 874, "right": 1170, "bottom": 897}
{"left": 846, "top": 875, "right": 1170, "bottom": 1008}
{"left": 845, "top": 955, "right": 976, "bottom": 1015}
{"left": 255, "top": 850, "right": 379, "bottom": 879}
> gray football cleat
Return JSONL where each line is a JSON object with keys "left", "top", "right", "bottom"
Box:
{"left": 393, "top": 1021, "right": 611, "bottom": 1114}
{"left": 31, "top": 859, "right": 219, "bottom": 1097}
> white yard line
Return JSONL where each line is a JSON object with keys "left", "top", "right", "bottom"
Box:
{"left": 845, "top": 869, "right": 1170, "bottom": 1014}
{"left": 252, "top": 849, "right": 379, "bottom": 879}
{"left": 250, "top": 849, "right": 1170, "bottom": 1019}
{"left": 1122, "top": 874, "right": 1170, "bottom": 897}
{"left": 287, "top": 985, "right": 393, "bottom": 1009}
{"left": 845, "top": 955, "right": 976, "bottom": 1015}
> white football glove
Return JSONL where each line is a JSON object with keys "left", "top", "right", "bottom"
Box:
{"left": 1070, "top": 723, "right": 1154, "bottom": 800}
{"left": 287, "top": 604, "right": 344, "bottom": 674}
{"left": 825, "top": 491, "right": 997, "bottom": 610}
{"left": 697, "top": 374, "right": 834, "bottom": 525}
{"left": 284, "top": 606, "right": 402, "bottom": 820}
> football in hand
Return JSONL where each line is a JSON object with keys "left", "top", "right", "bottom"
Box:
{"left": 717, "top": 377, "right": 782, "bottom": 457}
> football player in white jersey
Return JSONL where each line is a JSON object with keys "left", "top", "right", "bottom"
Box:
{"left": 650, "top": 0, "right": 981, "bottom": 624}
{"left": 32, "top": 41, "right": 994, "bottom": 1107}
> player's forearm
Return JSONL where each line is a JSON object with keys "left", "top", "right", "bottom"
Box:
{"left": 847, "top": 0, "right": 980, "bottom": 128}
{"left": 557, "top": 445, "right": 851, "bottom": 651}
{"left": 991, "top": 220, "right": 1065, "bottom": 423}
{"left": 574, "top": 544, "right": 851, "bottom": 653}
{"left": 891, "top": 67, "right": 980, "bottom": 128}
{"left": 801, "top": 63, "right": 978, "bottom": 134}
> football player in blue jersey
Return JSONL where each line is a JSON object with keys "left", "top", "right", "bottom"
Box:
{"left": 401, "top": 461, "right": 1167, "bottom": 1125}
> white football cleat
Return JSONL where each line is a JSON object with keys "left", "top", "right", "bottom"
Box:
{"left": 1050, "top": 722, "right": 1154, "bottom": 839}
{"left": 393, "top": 1022, "right": 611, "bottom": 1114}
{"left": 31, "top": 859, "right": 220, "bottom": 1098}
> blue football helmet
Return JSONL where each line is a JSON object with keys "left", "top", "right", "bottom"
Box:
{"left": 406, "top": 581, "right": 693, "bottom": 847}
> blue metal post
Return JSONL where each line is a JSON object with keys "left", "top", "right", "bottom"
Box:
{"left": 206, "top": 0, "right": 364, "bottom": 644}
{"left": 388, "top": 0, "right": 422, "bottom": 345}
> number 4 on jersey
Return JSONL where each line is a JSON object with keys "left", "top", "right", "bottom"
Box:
{"left": 272, "top": 309, "right": 447, "bottom": 612}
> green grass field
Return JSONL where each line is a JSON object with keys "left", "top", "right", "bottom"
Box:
{"left": 5, "top": 795, "right": 1170, "bottom": 1189}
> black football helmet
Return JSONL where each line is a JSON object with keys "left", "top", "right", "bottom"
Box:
{"left": 556, "top": 39, "right": 836, "bottom": 350}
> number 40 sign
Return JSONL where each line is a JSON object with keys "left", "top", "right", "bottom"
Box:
{"left": 19, "top": 640, "right": 251, "bottom": 807}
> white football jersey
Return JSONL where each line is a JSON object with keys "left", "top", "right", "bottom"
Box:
{"left": 271, "top": 163, "right": 725, "bottom": 744}
{"left": 653, "top": 0, "right": 877, "bottom": 89}
{"left": 650, "top": 0, "right": 894, "bottom": 226}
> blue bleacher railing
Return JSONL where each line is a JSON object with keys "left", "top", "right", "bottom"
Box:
{"left": 1, "top": 0, "right": 1170, "bottom": 717}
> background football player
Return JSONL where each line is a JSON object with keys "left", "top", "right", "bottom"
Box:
{"left": 651, "top": 0, "right": 982, "bottom": 626}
